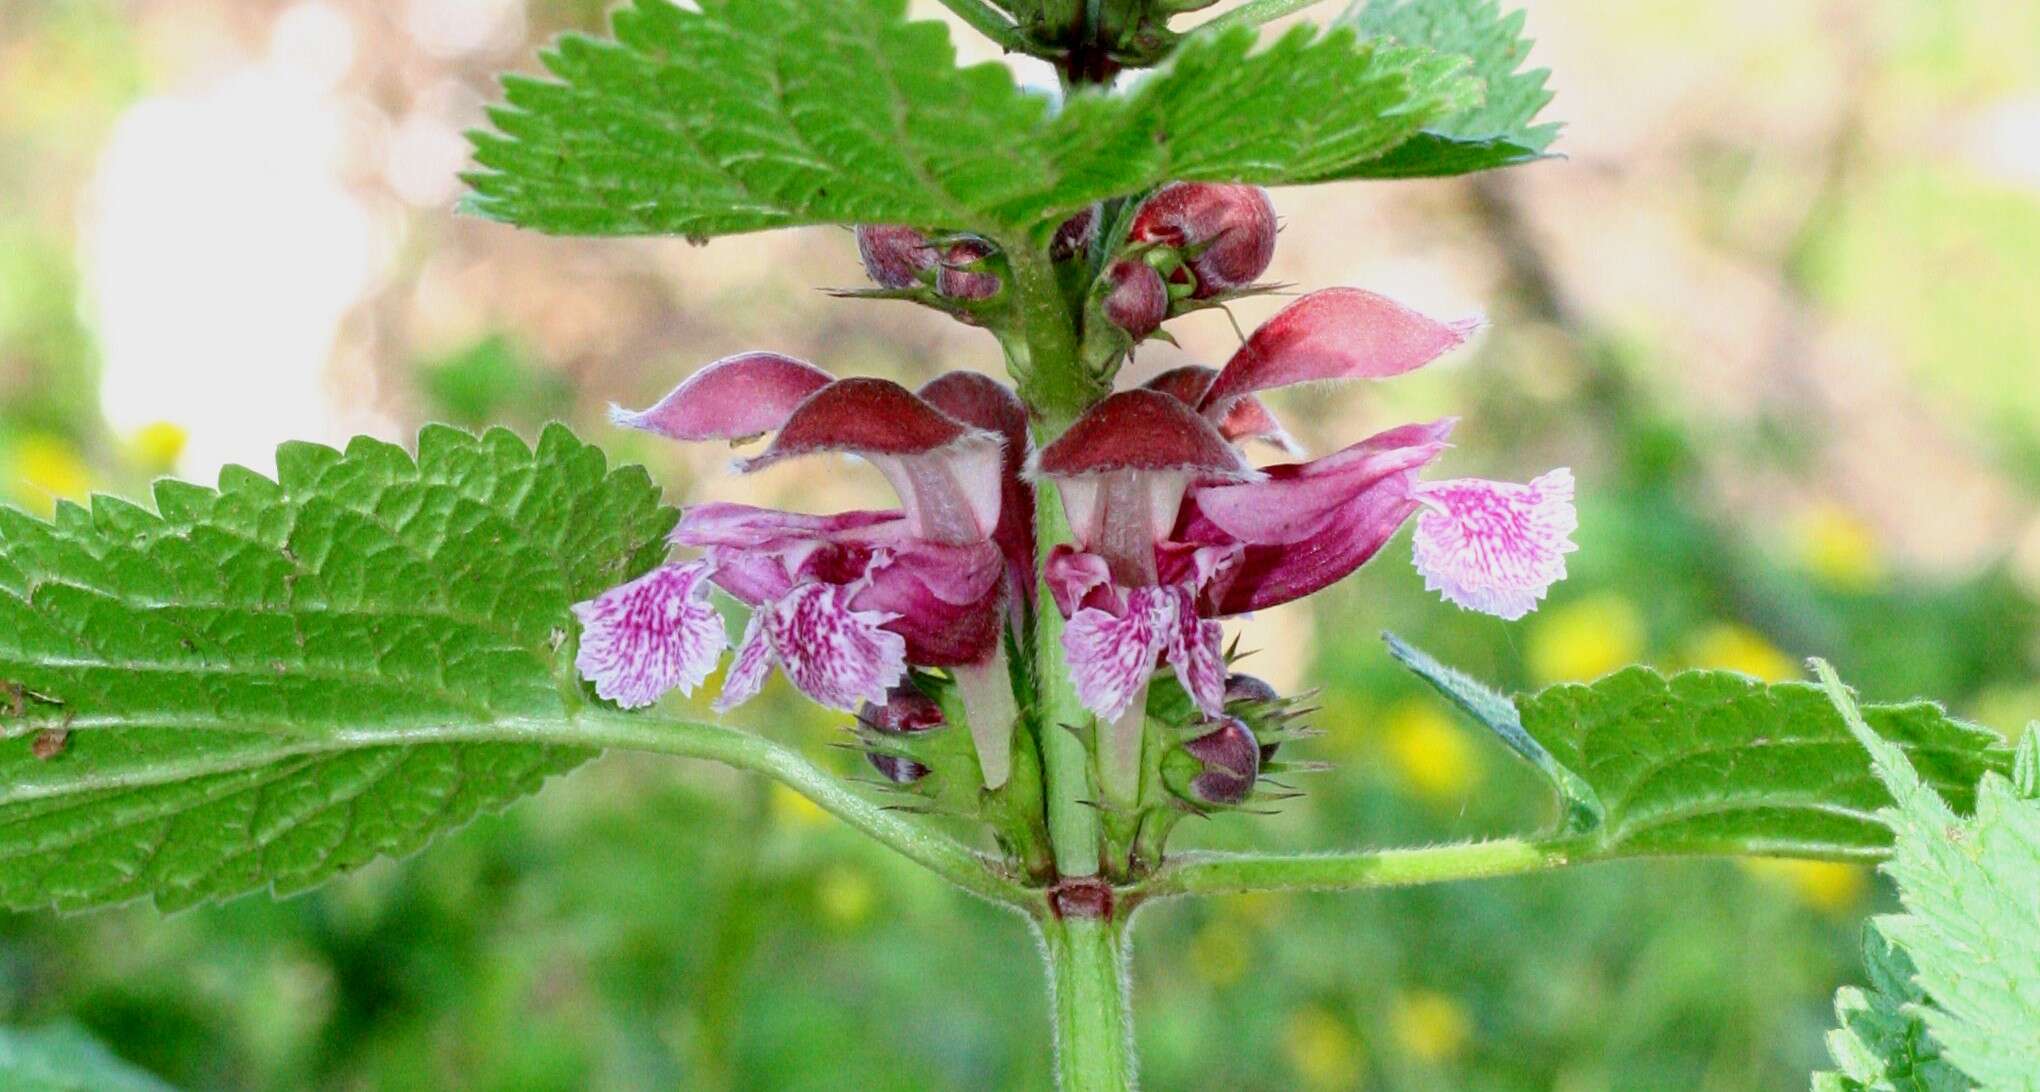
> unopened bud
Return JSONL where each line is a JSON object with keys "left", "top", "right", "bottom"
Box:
{"left": 936, "top": 238, "right": 1003, "bottom": 300}
{"left": 1128, "top": 182, "right": 1277, "bottom": 298}
{"left": 1164, "top": 715, "right": 1261, "bottom": 806}
{"left": 1051, "top": 207, "right": 1099, "bottom": 262}
{"left": 859, "top": 685, "right": 945, "bottom": 784}
{"left": 1101, "top": 258, "right": 1167, "bottom": 339}
{"left": 856, "top": 224, "right": 936, "bottom": 289}
{"left": 1223, "top": 672, "right": 1284, "bottom": 763}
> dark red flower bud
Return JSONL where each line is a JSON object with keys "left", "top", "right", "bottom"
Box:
{"left": 856, "top": 224, "right": 936, "bottom": 289}
{"left": 1128, "top": 183, "right": 1277, "bottom": 298}
{"left": 936, "top": 238, "right": 1002, "bottom": 300}
{"left": 1224, "top": 673, "right": 1284, "bottom": 763}
{"left": 1051, "top": 206, "right": 1099, "bottom": 262}
{"left": 1101, "top": 258, "right": 1167, "bottom": 339}
{"left": 859, "top": 685, "right": 946, "bottom": 784}
{"left": 1164, "top": 715, "right": 1262, "bottom": 806}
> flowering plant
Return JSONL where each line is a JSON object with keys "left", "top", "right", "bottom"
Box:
{"left": 0, "top": 0, "right": 2026, "bottom": 1087}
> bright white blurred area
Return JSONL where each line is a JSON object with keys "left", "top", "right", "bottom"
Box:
{"left": 80, "top": 2, "right": 386, "bottom": 479}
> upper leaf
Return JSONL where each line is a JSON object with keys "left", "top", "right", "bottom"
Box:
{"left": 462, "top": 0, "right": 1480, "bottom": 240}
{"left": 1513, "top": 669, "right": 2010, "bottom": 859}
{"left": 0, "top": 426, "right": 675, "bottom": 912}
{"left": 1338, "top": 0, "right": 1560, "bottom": 178}
{"left": 1824, "top": 670, "right": 2040, "bottom": 1089}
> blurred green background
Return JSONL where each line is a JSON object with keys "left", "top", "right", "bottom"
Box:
{"left": 2, "top": 0, "right": 2037, "bottom": 1088}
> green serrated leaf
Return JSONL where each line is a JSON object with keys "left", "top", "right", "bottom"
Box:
{"left": 0, "top": 424, "right": 676, "bottom": 912}
{"left": 1515, "top": 668, "right": 2011, "bottom": 860}
{"left": 1382, "top": 632, "right": 1601, "bottom": 832}
{"left": 1337, "top": 0, "right": 1560, "bottom": 178}
{"left": 1818, "top": 663, "right": 2040, "bottom": 1091}
{"left": 0, "top": 1024, "right": 179, "bottom": 1092}
{"left": 1815, "top": 925, "right": 1972, "bottom": 1092}
{"left": 462, "top": 0, "right": 1480, "bottom": 240}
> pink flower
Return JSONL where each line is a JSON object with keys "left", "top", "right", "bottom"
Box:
{"left": 1039, "top": 287, "right": 1575, "bottom": 722}
{"left": 576, "top": 353, "right": 1022, "bottom": 713}
{"left": 1034, "top": 390, "right": 1256, "bottom": 721}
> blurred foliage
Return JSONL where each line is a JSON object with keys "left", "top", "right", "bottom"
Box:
{"left": 1, "top": 0, "right": 2036, "bottom": 1089}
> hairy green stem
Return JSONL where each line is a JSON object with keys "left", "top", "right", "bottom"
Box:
{"left": 1141, "top": 837, "right": 1579, "bottom": 898}
{"left": 933, "top": 0, "right": 1034, "bottom": 52}
{"left": 487, "top": 709, "right": 1030, "bottom": 908}
{"left": 1033, "top": 482, "right": 1105, "bottom": 878}
{"left": 1040, "top": 916, "right": 1138, "bottom": 1091}
{"left": 1198, "top": 0, "right": 1337, "bottom": 34}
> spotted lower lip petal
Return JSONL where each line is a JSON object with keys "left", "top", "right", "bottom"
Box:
{"left": 571, "top": 560, "right": 728, "bottom": 709}
{"left": 1412, "top": 467, "right": 1579, "bottom": 620}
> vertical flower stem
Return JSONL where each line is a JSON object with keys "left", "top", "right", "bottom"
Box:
{"left": 1034, "top": 481, "right": 1103, "bottom": 879}
{"left": 1040, "top": 914, "right": 1138, "bottom": 1092}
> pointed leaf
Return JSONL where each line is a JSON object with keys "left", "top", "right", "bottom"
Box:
{"left": 1512, "top": 668, "right": 2011, "bottom": 859}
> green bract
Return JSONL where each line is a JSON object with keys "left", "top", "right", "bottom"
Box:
{"left": 0, "top": 426, "right": 674, "bottom": 912}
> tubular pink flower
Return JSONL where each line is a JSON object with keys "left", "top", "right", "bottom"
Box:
{"left": 571, "top": 560, "right": 728, "bottom": 709}
{"left": 917, "top": 371, "right": 1036, "bottom": 601}
{"left": 1172, "top": 420, "right": 1455, "bottom": 615}
{"left": 1411, "top": 469, "right": 1578, "bottom": 621}
{"left": 1036, "top": 391, "right": 1254, "bottom": 719}
{"left": 582, "top": 363, "right": 1022, "bottom": 714}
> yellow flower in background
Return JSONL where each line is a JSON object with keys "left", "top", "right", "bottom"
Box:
{"left": 814, "top": 864, "right": 874, "bottom": 929}
{"left": 770, "top": 782, "right": 829, "bottom": 828}
{"left": 1282, "top": 1006, "right": 1365, "bottom": 1090}
{"left": 1682, "top": 623, "right": 1798, "bottom": 682}
{"left": 6, "top": 432, "right": 93, "bottom": 516}
{"left": 127, "top": 420, "right": 188, "bottom": 474}
{"left": 1738, "top": 858, "right": 1870, "bottom": 916}
{"left": 1390, "top": 990, "right": 1472, "bottom": 1064}
{"left": 1528, "top": 593, "right": 1645, "bottom": 685}
{"left": 1792, "top": 503, "right": 1887, "bottom": 592}
{"left": 1189, "top": 923, "right": 1251, "bottom": 988}
{"left": 1384, "top": 699, "right": 1481, "bottom": 804}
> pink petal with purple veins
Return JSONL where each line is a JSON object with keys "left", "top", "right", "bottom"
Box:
{"left": 1174, "top": 421, "right": 1454, "bottom": 614}
{"left": 675, "top": 502, "right": 1005, "bottom": 667}
{"left": 1199, "top": 289, "right": 1479, "bottom": 416}
{"left": 572, "top": 560, "right": 728, "bottom": 709}
{"left": 1411, "top": 468, "right": 1578, "bottom": 621}
{"left": 1062, "top": 586, "right": 1176, "bottom": 721}
{"left": 1161, "top": 585, "right": 1228, "bottom": 716}
{"left": 610, "top": 352, "right": 833, "bottom": 443}
{"left": 763, "top": 581, "right": 908, "bottom": 711}
{"left": 714, "top": 613, "right": 775, "bottom": 712}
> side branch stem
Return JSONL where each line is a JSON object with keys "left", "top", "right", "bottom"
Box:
{"left": 1199, "top": 0, "right": 1336, "bottom": 34}
{"left": 1142, "top": 837, "right": 1581, "bottom": 898}
{"left": 492, "top": 710, "right": 1029, "bottom": 908}
{"left": 934, "top": 0, "right": 1035, "bottom": 53}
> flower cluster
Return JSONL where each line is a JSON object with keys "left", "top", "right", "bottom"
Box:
{"left": 571, "top": 182, "right": 1576, "bottom": 808}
